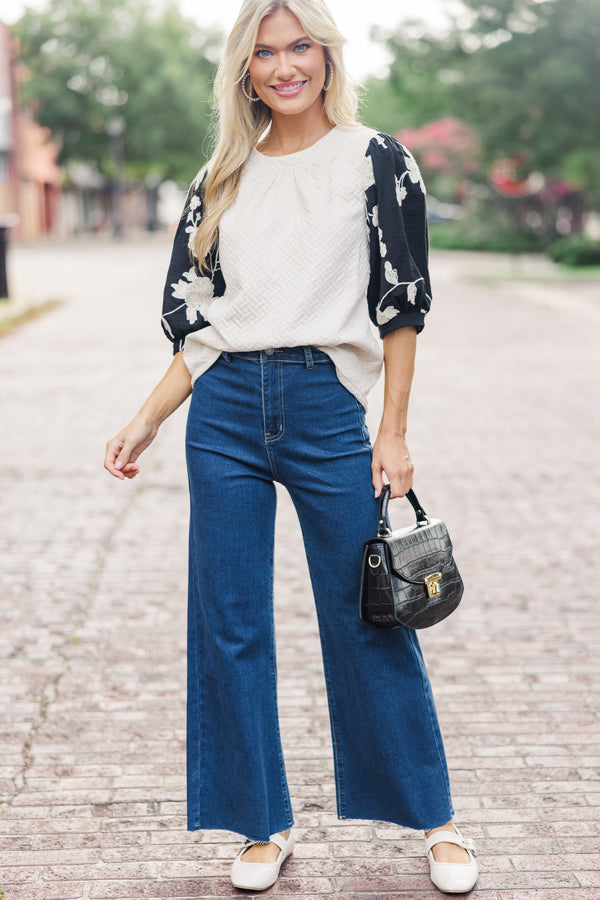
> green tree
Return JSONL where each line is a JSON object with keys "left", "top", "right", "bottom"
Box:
{"left": 363, "top": 21, "right": 452, "bottom": 136}
{"left": 365, "top": 0, "right": 600, "bottom": 203}
{"left": 14, "top": 0, "right": 221, "bottom": 182}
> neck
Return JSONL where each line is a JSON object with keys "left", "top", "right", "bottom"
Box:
{"left": 263, "top": 104, "right": 333, "bottom": 156}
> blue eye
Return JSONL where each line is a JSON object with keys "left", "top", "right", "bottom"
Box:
{"left": 295, "top": 43, "right": 310, "bottom": 52}
{"left": 255, "top": 49, "right": 271, "bottom": 58}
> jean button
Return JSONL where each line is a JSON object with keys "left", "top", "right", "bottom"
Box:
{"left": 265, "top": 348, "right": 274, "bottom": 355}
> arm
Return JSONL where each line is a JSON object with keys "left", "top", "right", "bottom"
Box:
{"left": 104, "top": 351, "right": 192, "bottom": 481}
{"left": 365, "top": 135, "right": 431, "bottom": 498}
{"left": 371, "top": 326, "right": 416, "bottom": 499}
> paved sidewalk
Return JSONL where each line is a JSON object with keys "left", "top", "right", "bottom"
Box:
{"left": 0, "top": 240, "right": 599, "bottom": 899}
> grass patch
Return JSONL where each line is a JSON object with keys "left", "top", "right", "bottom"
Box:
{"left": 0, "top": 298, "right": 63, "bottom": 338}
{"left": 463, "top": 266, "right": 600, "bottom": 284}
{"left": 559, "top": 264, "right": 600, "bottom": 276}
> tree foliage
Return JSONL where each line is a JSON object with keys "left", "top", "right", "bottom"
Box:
{"left": 364, "top": 0, "right": 600, "bottom": 203}
{"left": 396, "top": 118, "right": 480, "bottom": 199}
{"left": 14, "top": 0, "right": 221, "bottom": 182}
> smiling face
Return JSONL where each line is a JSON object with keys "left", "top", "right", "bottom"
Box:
{"left": 247, "top": 7, "right": 328, "bottom": 118}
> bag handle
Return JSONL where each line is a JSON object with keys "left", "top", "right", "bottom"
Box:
{"left": 377, "top": 484, "right": 429, "bottom": 537}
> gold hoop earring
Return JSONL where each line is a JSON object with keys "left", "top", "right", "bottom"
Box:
{"left": 242, "top": 73, "right": 260, "bottom": 102}
{"left": 323, "top": 63, "right": 334, "bottom": 91}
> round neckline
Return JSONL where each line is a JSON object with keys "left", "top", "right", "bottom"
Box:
{"left": 252, "top": 125, "right": 339, "bottom": 162}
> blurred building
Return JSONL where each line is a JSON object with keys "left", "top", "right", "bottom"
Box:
{"left": 0, "top": 21, "right": 18, "bottom": 226}
{"left": 1, "top": 20, "right": 180, "bottom": 238}
{"left": 0, "top": 20, "right": 62, "bottom": 239}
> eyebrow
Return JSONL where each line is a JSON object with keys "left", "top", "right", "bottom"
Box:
{"left": 254, "top": 36, "right": 311, "bottom": 50}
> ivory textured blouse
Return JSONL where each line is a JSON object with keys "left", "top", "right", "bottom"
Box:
{"left": 161, "top": 126, "right": 431, "bottom": 409}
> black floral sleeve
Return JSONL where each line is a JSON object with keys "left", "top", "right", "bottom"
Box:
{"left": 161, "top": 171, "right": 225, "bottom": 354}
{"left": 365, "top": 134, "right": 432, "bottom": 337}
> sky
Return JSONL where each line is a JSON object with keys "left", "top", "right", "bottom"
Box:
{"left": 2, "top": 0, "right": 459, "bottom": 79}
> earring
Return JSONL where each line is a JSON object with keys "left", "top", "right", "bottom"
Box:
{"left": 323, "top": 63, "right": 334, "bottom": 91}
{"left": 242, "top": 73, "right": 260, "bottom": 102}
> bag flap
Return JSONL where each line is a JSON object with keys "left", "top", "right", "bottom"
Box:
{"left": 383, "top": 520, "right": 456, "bottom": 582}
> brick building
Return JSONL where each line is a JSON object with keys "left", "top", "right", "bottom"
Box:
{"left": 0, "top": 20, "right": 61, "bottom": 240}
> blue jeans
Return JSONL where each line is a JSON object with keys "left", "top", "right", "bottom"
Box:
{"left": 185, "top": 347, "right": 454, "bottom": 842}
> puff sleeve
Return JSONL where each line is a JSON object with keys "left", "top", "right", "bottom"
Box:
{"left": 365, "top": 134, "right": 432, "bottom": 337}
{"left": 160, "top": 172, "right": 225, "bottom": 354}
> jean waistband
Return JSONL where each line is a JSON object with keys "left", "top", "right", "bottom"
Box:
{"left": 220, "top": 347, "right": 330, "bottom": 368}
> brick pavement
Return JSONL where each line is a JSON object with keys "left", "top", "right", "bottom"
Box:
{"left": 0, "top": 239, "right": 599, "bottom": 899}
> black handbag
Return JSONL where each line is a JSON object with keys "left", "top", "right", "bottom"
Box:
{"left": 359, "top": 485, "right": 464, "bottom": 629}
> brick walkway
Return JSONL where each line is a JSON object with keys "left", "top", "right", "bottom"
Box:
{"left": 0, "top": 240, "right": 598, "bottom": 899}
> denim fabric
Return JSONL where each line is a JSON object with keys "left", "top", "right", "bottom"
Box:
{"left": 185, "top": 347, "right": 454, "bottom": 842}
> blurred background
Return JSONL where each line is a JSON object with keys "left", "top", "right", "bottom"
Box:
{"left": 0, "top": 0, "right": 599, "bottom": 266}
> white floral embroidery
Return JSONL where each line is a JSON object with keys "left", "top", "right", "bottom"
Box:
{"left": 372, "top": 204, "right": 379, "bottom": 227}
{"left": 395, "top": 175, "right": 408, "bottom": 207}
{"left": 378, "top": 227, "right": 387, "bottom": 258}
{"left": 384, "top": 260, "right": 399, "bottom": 287}
{"left": 184, "top": 192, "right": 203, "bottom": 245}
{"left": 186, "top": 225, "right": 197, "bottom": 249}
{"left": 376, "top": 304, "right": 400, "bottom": 325}
{"left": 404, "top": 149, "right": 426, "bottom": 194}
{"left": 161, "top": 315, "right": 175, "bottom": 340}
{"left": 375, "top": 134, "right": 388, "bottom": 148}
{"left": 379, "top": 272, "right": 425, "bottom": 307}
{"left": 171, "top": 267, "right": 214, "bottom": 324}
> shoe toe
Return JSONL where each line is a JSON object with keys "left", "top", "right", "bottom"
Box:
{"left": 426, "top": 827, "right": 478, "bottom": 894}
{"left": 230, "top": 830, "right": 295, "bottom": 891}
{"left": 429, "top": 858, "right": 479, "bottom": 893}
{"left": 231, "top": 856, "right": 282, "bottom": 891}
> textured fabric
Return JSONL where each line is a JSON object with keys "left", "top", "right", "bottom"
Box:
{"left": 161, "top": 126, "right": 432, "bottom": 409}
{"left": 185, "top": 347, "right": 454, "bottom": 841}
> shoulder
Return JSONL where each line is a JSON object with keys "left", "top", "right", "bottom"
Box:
{"left": 189, "top": 167, "right": 208, "bottom": 203}
{"left": 366, "top": 132, "right": 408, "bottom": 162}
{"left": 329, "top": 124, "right": 380, "bottom": 161}
{"left": 191, "top": 166, "right": 208, "bottom": 190}
{"left": 327, "top": 126, "right": 383, "bottom": 189}
{"left": 366, "top": 133, "right": 426, "bottom": 194}
{"left": 181, "top": 167, "right": 208, "bottom": 227}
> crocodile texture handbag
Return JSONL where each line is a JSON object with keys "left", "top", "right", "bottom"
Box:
{"left": 359, "top": 485, "right": 464, "bottom": 629}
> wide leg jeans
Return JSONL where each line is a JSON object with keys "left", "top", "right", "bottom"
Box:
{"left": 185, "top": 347, "right": 454, "bottom": 842}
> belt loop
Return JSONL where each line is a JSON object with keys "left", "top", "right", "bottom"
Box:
{"left": 304, "top": 347, "right": 313, "bottom": 370}
{"left": 221, "top": 351, "right": 230, "bottom": 362}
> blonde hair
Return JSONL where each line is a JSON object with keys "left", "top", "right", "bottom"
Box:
{"left": 192, "top": 0, "right": 361, "bottom": 265}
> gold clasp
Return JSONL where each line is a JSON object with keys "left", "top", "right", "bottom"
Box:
{"left": 424, "top": 573, "right": 442, "bottom": 598}
{"left": 368, "top": 555, "right": 382, "bottom": 569}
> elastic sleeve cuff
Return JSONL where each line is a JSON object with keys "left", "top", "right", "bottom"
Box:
{"left": 378, "top": 312, "right": 426, "bottom": 338}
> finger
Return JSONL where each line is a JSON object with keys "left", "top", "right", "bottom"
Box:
{"left": 389, "top": 464, "right": 414, "bottom": 499}
{"left": 114, "top": 441, "right": 139, "bottom": 472}
{"left": 371, "top": 461, "right": 384, "bottom": 498}
{"left": 104, "top": 438, "right": 126, "bottom": 480}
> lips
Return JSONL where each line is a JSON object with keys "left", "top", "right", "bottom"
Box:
{"left": 270, "top": 80, "right": 307, "bottom": 97}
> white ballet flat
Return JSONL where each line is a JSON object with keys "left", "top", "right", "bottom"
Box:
{"left": 230, "top": 829, "right": 295, "bottom": 891}
{"left": 426, "top": 826, "right": 478, "bottom": 894}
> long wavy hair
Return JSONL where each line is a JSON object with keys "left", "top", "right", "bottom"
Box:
{"left": 191, "top": 0, "right": 362, "bottom": 265}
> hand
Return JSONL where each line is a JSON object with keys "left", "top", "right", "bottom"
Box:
{"left": 104, "top": 416, "right": 158, "bottom": 481}
{"left": 371, "top": 430, "right": 414, "bottom": 499}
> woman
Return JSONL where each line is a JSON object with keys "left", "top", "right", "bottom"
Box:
{"left": 104, "top": 0, "right": 478, "bottom": 893}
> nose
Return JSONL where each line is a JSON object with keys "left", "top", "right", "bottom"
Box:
{"left": 275, "top": 51, "right": 295, "bottom": 81}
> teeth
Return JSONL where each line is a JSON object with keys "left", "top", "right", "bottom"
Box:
{"left": 274, "top": 82, "right": 304, "bottom": 92}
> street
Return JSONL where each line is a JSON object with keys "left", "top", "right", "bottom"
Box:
{"left": 0, "top": 236, "right": 599, "bottom": 899}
